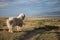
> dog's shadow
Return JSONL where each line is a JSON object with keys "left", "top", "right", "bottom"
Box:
{"left": 18, "top": 25, "right": 60, "bottom": 40}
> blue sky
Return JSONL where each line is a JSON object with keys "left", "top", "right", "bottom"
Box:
{"left": 0, "top": 0, "right": 60, "bottom": 17}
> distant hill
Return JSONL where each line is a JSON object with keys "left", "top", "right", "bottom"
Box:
{"left": 46, "top": 11, "right": 60, "bottom": 15}
{"left": 35, "top": 11, "right": 60, "bottom": 17}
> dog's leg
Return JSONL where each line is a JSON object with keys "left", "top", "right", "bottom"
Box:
{"left": 6, "top": 20, "right": 13, "bottom": 33}
{"left": 9, "top": 26, "right": 13, "bottom": 33}
{"left": 16, "top": 26, "right": 22, "bottom": 31}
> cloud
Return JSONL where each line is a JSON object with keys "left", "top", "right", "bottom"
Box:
{"left": 46, "top": 2, "right": 57, "bottom": 5}
{"left": 0, "top": 2, "right": 8, "bottom": 8}
{"left": 47, "top": 7, "right": 60, "bottom": 12}
{"left": 0, "top": 0, "right": 40, "bottom": 8}
{"left": 45, "top": 0, "right": 60, "bottom": 5}
{"left": 12, "top": 0, "right": 40, "bottom": 4}
{"left": 0, "top": 0, "right": 60, "bottom": 12}
{"left": 0, "top": 0, "right": 15, "bottom": 2}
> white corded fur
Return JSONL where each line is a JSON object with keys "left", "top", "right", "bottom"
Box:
{"left": 6, "top": 13, "right": 25, "bottom": 33}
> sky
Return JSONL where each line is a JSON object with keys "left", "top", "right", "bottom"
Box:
{"left": 0, "top": 0, "right": 60, "bottom": 17}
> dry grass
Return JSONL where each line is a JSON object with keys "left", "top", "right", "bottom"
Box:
{"left": 0, "top": 17, "right": 60, "bottom": 40}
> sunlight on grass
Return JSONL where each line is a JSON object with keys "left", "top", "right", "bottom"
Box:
{"left": 0, "top": 17, "right": 60, "bottom": 40}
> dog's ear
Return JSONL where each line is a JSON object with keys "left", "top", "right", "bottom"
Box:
{"left": 22, "top": 14, "right": 25, "bottom": 20}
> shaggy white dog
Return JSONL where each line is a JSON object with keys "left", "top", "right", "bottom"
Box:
{"left": 6, "top": 13, "right": 25, "bottom": 33}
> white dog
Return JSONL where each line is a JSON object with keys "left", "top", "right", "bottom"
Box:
{"left": 6, "top": 13, "right": 25, "bottom": 33}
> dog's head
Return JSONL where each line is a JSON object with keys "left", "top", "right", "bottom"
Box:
{"left": 17, "top": 13, "right": 25, "bottom": 20}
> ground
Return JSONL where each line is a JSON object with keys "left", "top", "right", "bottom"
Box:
{"left": 0, "top": 17, "right": 60, "bottom": 40}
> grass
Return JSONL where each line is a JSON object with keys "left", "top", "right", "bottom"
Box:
{"left": 0, "top": 17, "right": 60, "bottom": 40}
{"left": 29, "top": 33, "right": 58, "bottom": 40}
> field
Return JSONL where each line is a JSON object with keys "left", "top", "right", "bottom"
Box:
{"left": 0, "top": 17, "right": 60, "bottom": 40}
